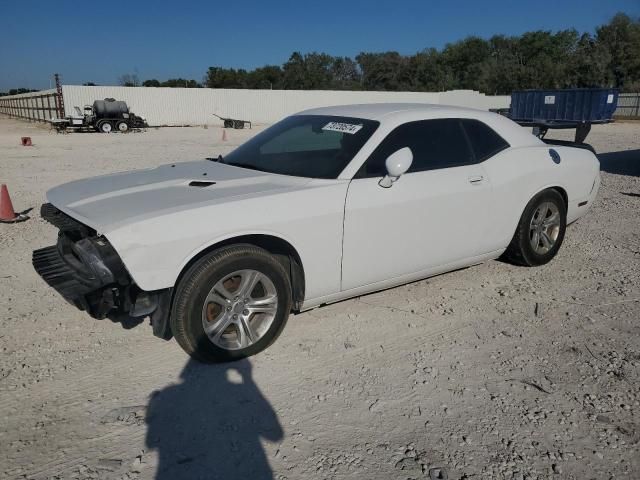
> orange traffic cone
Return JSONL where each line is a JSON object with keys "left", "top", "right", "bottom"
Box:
{"left": 0, "top": 184, "right": 29, "bottom": 223}
{"left": 221, "top": 129, "right": 228, "bottom": 142}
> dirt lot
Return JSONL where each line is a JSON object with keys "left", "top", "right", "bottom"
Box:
{"left": 1, "top": 116, "right": 639, "bottom": 480}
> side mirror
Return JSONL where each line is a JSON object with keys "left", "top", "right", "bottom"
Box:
{"left": 379, "top": 147, "right": 413, "bottom": 188}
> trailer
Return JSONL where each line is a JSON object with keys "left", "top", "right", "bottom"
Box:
{"left": 50, "top": 98, "right": 148, "bottom": 133}
{"left": 212, "top": 113, "right": 252, "bottom": 129}
{"left": 507, "top": 88, "right": 619, "bottom": 144}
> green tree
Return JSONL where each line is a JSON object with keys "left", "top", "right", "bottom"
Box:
{"left": 596, "top": 13, "right": 640, "bottom": 88}
{"left": 7, "top": 88, "right": 38, "bottom": 95}
{"left": 161, "top": 78, "right": 201, "bottom": 88}
{"left": 441, "top": 37, "right": 492, "bottom": 91}
{"left": 118, "top": 73, "right": 140, "bottom": 87}
{"left": 570, "top": 33, "right": 613, "bottom": 87}
{"left": 205, "top": 67, "right": 249, "bottom": 88}
{"left": 409, "top": 48, "right": 453, "bottom": 91}
{"left": 356, "top": 51, "right": 413, "bottom": 91}
{"left": 330, "top": 57, "right": 361, "bottom": 90}
{"left": 282, "top": 52, "right": 334, "bottom": 89}
{"left": 246, "top": 65, "right": 283, "bottom": 89}
{"left": 512, "top": 29, "right": 580, "bottom": 89}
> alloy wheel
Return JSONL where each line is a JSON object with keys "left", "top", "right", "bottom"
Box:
{"left": 529, "top": 201, "right": 561, "bottom": 254}
{"left": 201, "top": 269, "right": 278, "bottom": 350}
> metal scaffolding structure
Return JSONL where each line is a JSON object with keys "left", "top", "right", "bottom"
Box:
{"left": 0, "top": 90, "right": 60, "bottom": 122}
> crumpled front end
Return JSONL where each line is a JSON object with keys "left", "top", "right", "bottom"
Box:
{"left": 32, "top": 204, "right": 171, "bottom": 338}
{"left": 33, "top": 203, "right": 133, "bottom": 318}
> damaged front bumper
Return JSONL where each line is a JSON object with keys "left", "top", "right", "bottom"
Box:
{"left": 33, "top": 233, "right": 127, "bottom": 318}
{"left": 32, "top": 204, "right": 172, "bottom": 338}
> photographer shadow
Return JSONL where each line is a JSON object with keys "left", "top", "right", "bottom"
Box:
{"left": 146, "top": 358, "right": 283, "bottom": 480}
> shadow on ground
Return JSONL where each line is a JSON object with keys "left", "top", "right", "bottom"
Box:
{"left": 145, "top": 359, "right": 283, "bottom": 480}
{"left": 598, "top": 149, "right": 640, "bottom": 177}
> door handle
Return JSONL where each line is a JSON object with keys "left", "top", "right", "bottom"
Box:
{"left": 468, "top": 175, "right": 484, "bottom": 184}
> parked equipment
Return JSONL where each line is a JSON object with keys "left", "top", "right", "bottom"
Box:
{"left": 212, "top": 113, "right": 252, "bottom": 129}
{"left": 50, "top": 98, "right": 148, "bottom": 133}
{"left": 506, "top": 88, "right": 618, "bottom": 144}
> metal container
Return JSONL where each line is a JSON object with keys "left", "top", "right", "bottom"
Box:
{"left": 92, "top": 99, "right": 130, "bottom": 118}
{"left": 510, "top": 88, "right": 618, "bottom": 125}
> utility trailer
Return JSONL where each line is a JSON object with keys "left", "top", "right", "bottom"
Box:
{"left": 507, "top": 88, "right": 618, "bottom": 148}
{"left": 50, "top": 98, "right": 148, "bottom": 133}
{"left": 212, "top": 113, "right": 252, "bottom": 129}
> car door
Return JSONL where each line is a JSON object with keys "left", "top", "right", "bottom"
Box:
{"left": 341, "top": 118, "right": 493, "bottom": 291}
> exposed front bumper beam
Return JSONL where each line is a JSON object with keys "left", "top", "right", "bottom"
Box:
{"left": 33, "top": 203, "right": 173, "bottom": 338}
{"left": 33, "top": 203, "right": 130, "bottom": 319}
{"left": 33, "top": 234, "right": 128, "bottom": 319}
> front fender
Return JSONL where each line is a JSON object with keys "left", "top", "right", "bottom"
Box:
{"left": 104, "top": 181, "right": 348, "bottom": 300}
{"left": 106, "top": 222, "right": 300, "bottom": 292}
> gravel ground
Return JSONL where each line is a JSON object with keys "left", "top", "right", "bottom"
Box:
{"left": 0, "top": 116, "right": 639, "bottom": 480}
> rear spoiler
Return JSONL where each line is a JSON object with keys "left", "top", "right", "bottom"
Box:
{"left": 541, "top": 138, "right": 596, "bottom": 154}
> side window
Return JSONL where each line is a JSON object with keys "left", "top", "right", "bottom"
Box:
{"left": 461, "top": 119, "right": 510, "bottom": 162}
{"left": 356, "top": 119, "right": 474, "bottom": 178}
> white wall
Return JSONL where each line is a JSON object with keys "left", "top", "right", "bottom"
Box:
{"left": 60, "top": 86, "right": 510, "bottom": 126}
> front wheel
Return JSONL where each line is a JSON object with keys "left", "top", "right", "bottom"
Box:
{"left": 97, "top": 120, "right": 113, "bottom": 133}
{"left": 116, "top": 121, "right": 129, "bottom": 133}
{"left": 170, "top": 245, "right": 292, "bottom": 362}
{"left": 503, "top": 189, "right": 567, "bottom": 266}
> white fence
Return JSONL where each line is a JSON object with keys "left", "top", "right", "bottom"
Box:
{"left": 615, "top": 92, "right": 640, "bottom": 118}
{"left": 1, "top": 86, "right": 511, "bottom": 126}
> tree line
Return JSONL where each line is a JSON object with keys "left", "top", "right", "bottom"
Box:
{"left": 0, "top": 88, "right": 39, "bottom": 97}
{"left": 199, "top": 13, "right": 640, "bottom": 94}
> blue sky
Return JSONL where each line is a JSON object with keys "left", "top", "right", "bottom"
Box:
{"left": 1, "top": 0, "right": 638, "bottom": 90}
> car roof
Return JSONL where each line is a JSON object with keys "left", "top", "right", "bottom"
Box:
{"left": 296, "top": 103, "right": 541, "bottom": 148}
{"left": 297, "top": 103, "right": 487, "bottom": 121}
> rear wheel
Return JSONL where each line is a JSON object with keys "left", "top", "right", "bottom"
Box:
{"left": 170, "top": 245, "right": 292, "bottom": 362}
{"left": 503, "top": 189, "right": 566, "bottom": 266}
{"left": 116, "top": 121, "right": 129, "bottom": 133}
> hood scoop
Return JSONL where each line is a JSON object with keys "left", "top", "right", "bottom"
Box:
{"left": 188, "top": 180, "right": 217, "bottom": 187}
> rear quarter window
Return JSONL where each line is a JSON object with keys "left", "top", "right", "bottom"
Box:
{"left": 461, "top": 119, "right": 510, "bottom": 162}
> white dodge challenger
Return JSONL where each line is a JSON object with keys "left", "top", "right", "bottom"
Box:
{"left": 33, "top": 104, "right": 600, "bottom": 362}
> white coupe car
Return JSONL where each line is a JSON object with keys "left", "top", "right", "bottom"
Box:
{"left": 33, "top": 104, "right": 600, "bottom": 362}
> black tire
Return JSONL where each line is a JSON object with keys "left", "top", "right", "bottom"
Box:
{"left": 96, "top": 120, "right": 113, "bottom": 133}
{"left": 170, "top": 245, "right": 292, "bottom": 363}
{"left": 503, "top": 189, "right": 567, "bottom": 266}
{"left": 116, "top": 120, "right": 129, "bottom": 133}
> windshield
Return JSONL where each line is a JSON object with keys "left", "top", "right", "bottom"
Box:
{"left": 222, "top": 115, "right": 379, "bottom": 179}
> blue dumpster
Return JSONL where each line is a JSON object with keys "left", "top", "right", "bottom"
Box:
{"left": 510, "top": 88, "right": 618, "bottom": 126}
{"left": 509, "top": 88, "right": 618, "bottom": 143}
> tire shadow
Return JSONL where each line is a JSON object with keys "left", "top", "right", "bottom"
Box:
{"left": 145, "top": 358, "right": 283, "bottom": 480}
{"left": 598, "top": 149, "right": 640, "bottom": 177}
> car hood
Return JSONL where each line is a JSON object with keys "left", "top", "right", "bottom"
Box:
{"left": 47, "top": 160, "right": 312, "bottom": 232}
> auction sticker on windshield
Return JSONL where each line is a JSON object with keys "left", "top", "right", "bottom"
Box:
{"left": 322, "top": 122, "right": 363, "bottom": 134}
